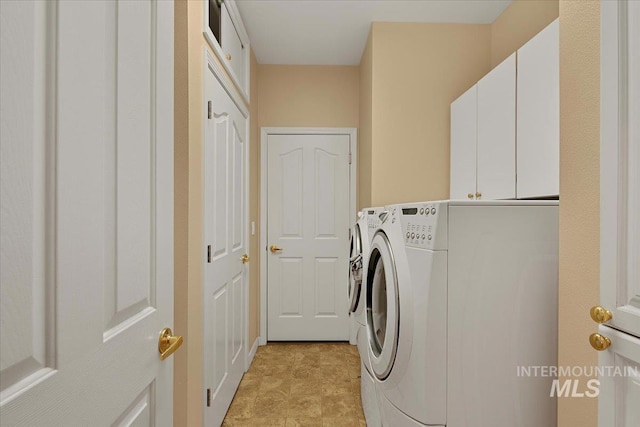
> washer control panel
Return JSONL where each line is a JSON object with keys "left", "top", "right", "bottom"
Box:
{"left": 398, "top": 202, "right": 447, "bottom": 250}
{"left": 365, "top": 207, "right": 384, "bottom": 233}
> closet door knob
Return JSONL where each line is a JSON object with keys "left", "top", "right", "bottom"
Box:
{"left": 226, "top": 53, "right": 232, "bottom": 60}
{"left": 467, "top": 193, "right": 474, "bottom": 199}
{"left": 475, "top": 192, "right": 482, "bottom": 199}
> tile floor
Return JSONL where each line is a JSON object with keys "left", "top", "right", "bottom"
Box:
{"left": 222, "top": 342, "right": 366, "bottom": 427}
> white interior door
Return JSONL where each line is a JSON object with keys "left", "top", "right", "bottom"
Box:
{"left": 0, "top": 0, "right": 175, "bottom": 424}
{"left": 203, "top": 65, "right": 248, "bottom": 426}
{"left": 599, "top": 1, "right": 640, "bottom": 425}
{"left": 267, "top": 133, "right": 351, "bottom": 341}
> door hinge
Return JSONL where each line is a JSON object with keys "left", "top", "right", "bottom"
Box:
{"left": 348, "top": 153, "right": 352, "bottom": 165}
{"left": 207, "top": 245, "right": 211, "bottom": 263}
{"left": 208, "top": 101, "right": 212, "bottom": 119}
{"left": 206, "top": 388, "right": 212, "bottom": 407}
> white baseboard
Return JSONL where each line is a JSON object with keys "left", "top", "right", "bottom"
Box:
{"left": 259, "top": 336, "right": 267, "bottom": 346}
{"left": 247, "top": 337, "right": 260, "bottom": 370}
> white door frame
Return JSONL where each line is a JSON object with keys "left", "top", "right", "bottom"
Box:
{"left": 202, "top": 48, "right": 251, "bottom": 376}
{"left": 259, "top": 127, "right": 357, "bottom": 345}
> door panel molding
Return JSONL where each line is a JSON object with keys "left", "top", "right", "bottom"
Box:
{"left": 259, "top": 127, "right": 357, "bottom": 345}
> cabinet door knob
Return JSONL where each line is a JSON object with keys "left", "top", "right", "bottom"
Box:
{"left": 226, "top": 53, "right": 232, "bottom": 60}
{"left": 590, "top": 306, "right": 613, "bottom": 323}
{"left": 467, "top": 193, "right": 474, "bottom": 199}
{"left": 475, "top": 192, "right": 482, "bottom": 199}
{"left": 589, "top": 333, "right": 611, "bottom": 351}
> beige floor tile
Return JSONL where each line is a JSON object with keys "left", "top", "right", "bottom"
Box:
{"left": 253, "top": 394, "right": 289, "bottom": 418}
{"left": 321, "top": 395, "right": 358, "bottom": 418}
{"left": 321, "top": 417, "right": 361, "bottom": 427}
{"left": 224, "top": 343, "right": 366, "bottom": 425}
{"left": 225, "top": 396, "right": 255, "bottom": 420}
{"left": 250, "top": 418, "right": 286, "bottom": 427}
{"left": 285, "top": 418, "right": 323, "bottom": 427}
{"left": 319, "top": 351, "right": 346, "bottom": 366}
{"left": 320, "top": 365, "right": 349, "bottom": 381}
{"left": 291, "top": 365, "right": 323, "bottom": 379}
{"left": 259, "top": 376, "right": 291, "bottom": 398}
{"left": 294, "top": 353, "right": 321, "bottom": 366}
{"left": 287, "top": 395, "right": 322, "bottom": 418}
{"left": 222, "top": 419, "right": 253, "bottom": 427}
{"left": 290, "top": 378, "right": 322, "bottom": 396}
{"left": 321, "top": 378, "right": 352, "bottom": 396}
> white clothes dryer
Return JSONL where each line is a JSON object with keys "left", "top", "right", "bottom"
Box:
{"left": 349, "top": 207, "right": 384, "bottom": 329}
{"left": 349, "top": 206, "right": 385, "bottom": 427}
{"left": 367, "top": 200, "right": 559, "bottom": 427}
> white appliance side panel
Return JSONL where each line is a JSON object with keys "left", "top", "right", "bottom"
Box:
{"left": 447, "top": 205, "right": 559, "bottom": 427}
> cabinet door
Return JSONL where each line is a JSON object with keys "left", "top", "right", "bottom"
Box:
{"left": 517, "top": 19, "right": 559, "bottom": 198}
{"left": 221, "top": 2, "right": 244, "bottom": 86}
{"left": 450, "top": 85, "right": 477, "bottom": 200}
{"left": 477, "top": 53, "right": 516, "bottom": 200}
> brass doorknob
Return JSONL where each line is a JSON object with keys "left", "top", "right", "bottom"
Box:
{"left": 226, "top": 53, "right": 232, "bottom": 60}
{"left": 590, "top": 306, "right": 612, "bottom": 323}
{"left": 475, "top": 192, "right": 482, "bottom": 199}
{"left": 589, "top": 333, "right": 611, "bottom": 351}
{"left": 467, "top": 193, "right": 474, "bottom": 199}
{"left": 158, "top": 328, "right": 183, "bottom": 360}
{"left": 241, "top": 254, "right": 250, "bottom": 263}
{"left": 269, "top": 245, "right": 283, "bottom": 253}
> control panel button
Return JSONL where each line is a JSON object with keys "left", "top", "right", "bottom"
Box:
{"left": 422, "top": 234, "right": 426, "bottom": 240}
{"left": 428, "top": 235, "right": 432, "bottom": 240}
{"left": 425, "top": 209, "right": 430, "bottom": 216}
{"left": 411, "top": 233, "right": 415, "bottom": 239}
{"left": 431, "top": 208, "right": 436, "bottom": 215}
{"left": 406, "top": 232, "right": 410, "bottom": 238}
{"left": 419, "top": 208, "right": 424, "bottom": 215}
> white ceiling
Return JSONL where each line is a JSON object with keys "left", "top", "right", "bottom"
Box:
{"left": 235, "top": 0, "right": 513, "bottom": 65}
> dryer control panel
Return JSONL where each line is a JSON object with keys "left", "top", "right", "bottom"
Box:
{"left": 398, "top": 202, "right": 448, "bottom": 250}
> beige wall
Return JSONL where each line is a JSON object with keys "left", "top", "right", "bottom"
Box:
{"left": 558, "top": 1, "right": 600, "bottom": 425}
{"left": 367, "top": 22, "right": 492, "bottom": 207}
{"left": 257, "top": 65, "right": 359, "bottom": 128}
{"left": 248, "top": 49, "right": 260, "bottom": 346}
{"left": 358, "top": 30, "right": 374, "bottom": 210}
{"left": 174, "top": 1, "right": 250, "bottom": 425}
{"left": 491, "top": 0, "right": 559, "bottom": 67}
{"left": 174, "top": 1, "right": 203, "bottom": 425}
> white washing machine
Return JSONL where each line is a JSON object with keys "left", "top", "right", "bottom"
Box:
{"left": 348, "top": 206, "right": 384, "bottom": 427}
{"left": 366, "top": 200, "right": 559, "bottom": 427}
{"left": 349, "top": 211, "right": 364, "bottom": 345}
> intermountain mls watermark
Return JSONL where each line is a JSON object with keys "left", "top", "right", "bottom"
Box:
{"left": 517, "top": 365, "right": 639, "bottom": 398}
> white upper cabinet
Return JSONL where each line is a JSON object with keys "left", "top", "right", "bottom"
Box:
{"left": 477, "top": 53, "right": 517, "bottom": 200}
{"left": 450, "top": 85, "right": 478, "bottom": 200}
{"left": 449, "top": 54, "right": 516, "bottom": 201}
{"left": 516, "top": 19, "right": 559, "bottom": 198}
{"left": 221, "top": 2, "right": 245, "bottom": 87}
{"left": 204, "top": 0, "right": 250, "bottom": 101}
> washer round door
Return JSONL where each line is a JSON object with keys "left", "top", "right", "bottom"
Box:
{"left": 366, "top": 231, "right": 399, "bottom": 380}
{"left": 348, "top": 223, "right": 363, "bottom": 313}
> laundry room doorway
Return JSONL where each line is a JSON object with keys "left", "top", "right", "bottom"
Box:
{"left": 260, "top": 128, "right": 357, "bottom": 342}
